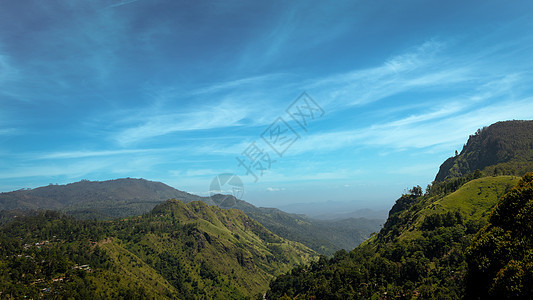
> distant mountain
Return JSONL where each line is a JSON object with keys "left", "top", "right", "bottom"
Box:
{"left": 278, "top": 201, "right": 389, "bottom": 220}
{"left": 0, "top": 200, "right": 317, "bottom": 299}
{"left": 0, "top": 178, "right": 382, "bottom": 255}
{"left": 267, "top": 121, "right": 533, "bottom": 299}
{"left": 435, "top": 120, "right": 533, "bottom": 181}
{"left": 311, "top": 208, "right": 389, "bottom": 221}
{"left": 241, "top": 205, "right": 382, "bottom": 255}
{"left": 0, "top": 178, "right": 208, "bottom": 218}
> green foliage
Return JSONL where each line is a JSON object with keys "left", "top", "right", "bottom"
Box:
{"left": 266, "top": 175, "right": 524, "bottom": 299}
{"left": 234, "top": 121, "right": 533, "bottom": 298}
{"left": 465, "top": 172, "right": 533, "bottom": 299}
{"left": 0, "top": 178, "right": 382, "bottom": 256}
{"left": 0, "top": 200, "right": 318, "bottom": 299}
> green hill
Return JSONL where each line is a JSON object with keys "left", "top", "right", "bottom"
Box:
{"left": 385, "top": 176, "right": 519, "bottom": 241}
{"left": 0, "top": 200, "right": 317, "bottom": 299}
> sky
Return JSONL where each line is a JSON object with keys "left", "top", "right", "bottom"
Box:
{"left": 1, "top": 0, "right": 533, "bottom": 211}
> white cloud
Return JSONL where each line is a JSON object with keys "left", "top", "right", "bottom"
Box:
{"left": 107, "top": 0, "right": 142, "bottom": 9}
{"left": 185, "top": 169, "right": 219, "bottom": 177}
{"left": 285, "top": 97, "right": 533, "bottom": 155}
{"left": 115, "top": 103, "right": 252, "bottom": 145}
{"left": 266, "top": 187, "right": 285, "bottom": 192}
{"left": 40, "top": 149, "right": 151, "bottom": 159}
{"left": 306, "top": 40, "right": 461, "bottom": 107}
{"left": 189, "top": 73, "right": 286, "bottom": 96}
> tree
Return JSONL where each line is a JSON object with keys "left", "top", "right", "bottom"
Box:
{"left": 465, "top": 172, "right": 533, "bottom": 299}
{"left": 409, "top": 185, "right": 423, "bottom": 197}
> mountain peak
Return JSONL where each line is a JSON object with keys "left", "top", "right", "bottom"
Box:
{"left": 0, "top": 177, "right": 208, "bottom": 218}
{"left": 435, "top": 120, "right": 533, "bottom": 181}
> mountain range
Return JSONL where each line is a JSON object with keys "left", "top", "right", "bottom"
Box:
{"left": 1, "top": 120, "right": 532, "bottom": 299}
{"left": 0, "top": 178, "right": 382, "bottom": 256}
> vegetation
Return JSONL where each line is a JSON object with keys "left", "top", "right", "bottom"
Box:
{"left": 465, "top": 172, "right": 533, "bottom": 299}
{"left": 266, "top": 174, "right": 522, "bottom": 299}
{"left": 0, "top": 178, "right": 207, "bottom": 219}
{"left": 266, "top": 120, "right": 533, "bottom": 299}
{"left": 2, "top": 120, "right": 531, "bottom": 298}
{"left": 0, "top": 200, "right": 317, "bottom": 299}
{"left": 244, "top": 208, "right": 382, "bottom": 255}
{"left": 435, "top": 120, "right": 533, "bottom": 181}
{"left": 0, "top": 179, "right": 382, "bottom": 255}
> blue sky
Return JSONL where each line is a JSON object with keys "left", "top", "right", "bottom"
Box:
{"left": 1, "top": 0, "right": 532, "bottom": 210}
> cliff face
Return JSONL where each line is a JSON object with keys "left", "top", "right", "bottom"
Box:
{"left": 435, "top": 120, "right": 533, "bottom": 182}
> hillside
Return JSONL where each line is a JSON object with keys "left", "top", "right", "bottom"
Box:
{"left": 435, "top": 120, "right": 533, "bottom": 181}
{"left": 267, "top": 121, "right": 533, "bottom": 299}
{"left": 0, "top": 200, "right": 317, "bottom": 299}
{"left": 267, "top": 175, "right": 522, "bottom": 299}
{"left": 0, "top": 179, "right": 382, "bottom": 255}
{"left": 465, "top": 173, "right": 533, "bottom": 298}
{"left": 0, "top": 178, "right": 208, "bottom": 219}
{"left": 229, "top": 197, "right": 382, "bottom": 255}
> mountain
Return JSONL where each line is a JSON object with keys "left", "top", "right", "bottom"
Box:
{"left": 0, "top": 179, "right": 382, "bottom": 255}
{"left": 435, "top": 120, "right": 533, "bottom": 181}
{"left": 241, "top": 205, "right": 382, "bottom": 255}
{"left": 278, "top": 201, "right": 389, "bottom": 220}
{"left": 0, "top": 178, "right": 208, "bottom": 219}
{"left": 0, "top": 200, "right": 317, "bottom": 299}
{"left": 266, "top": 121, "right": 533, "bottom": 299}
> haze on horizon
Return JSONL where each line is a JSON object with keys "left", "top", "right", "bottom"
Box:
{"left": 1, "top": 0, "right": 532, "bottom": 210}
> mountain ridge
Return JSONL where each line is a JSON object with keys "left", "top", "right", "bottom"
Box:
{"left": 435, "top": 120, "right": 533, "bottom": 181}
{"left": 0, "top": 178, "right": 382, "bottom": 255}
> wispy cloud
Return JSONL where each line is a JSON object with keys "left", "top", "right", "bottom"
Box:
{"left": 288, "top": 97, "right": 533, "bottom": 155}
{"left": 0, "top": 53, "right": 18, "bottom": 83}
{"left": 0, "top": 160, "right": 112, "bottom": 180}
{"left": 306, "top": 39, "right": 479, "bottom": 108}
{"left": 107, "top": 0, "right": 141, "bottom": 9}
{"left": 40, "top": 149, "right": 152, "bottom": 159}
{"left": 0, "top": 128, "right": 19, "bottom": 136}
{"left": 266, "top": 187, "right": 285, "bottom": 192}
{"left": 115, "top": 102, "right": 252, "bottom": 145}
{"left": 189, "top": 73, "right": 287, "bottom": 96}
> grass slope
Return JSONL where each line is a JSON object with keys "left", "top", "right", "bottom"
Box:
{"left": 398, "top": 176, "right": 519, "bottom": 240}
